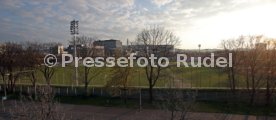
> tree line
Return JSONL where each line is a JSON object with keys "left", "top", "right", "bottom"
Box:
{"left": 1, "top": 27, "right": 276, "bottom": 107}
{"left": 221, "top": 35, "right": 276, "bottom": 106}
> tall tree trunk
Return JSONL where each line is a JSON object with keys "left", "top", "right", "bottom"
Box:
{"left": 246, "top": 70, "right": 249, "bottom": 91}
{"left": 250, "top": 88, "right": 255, "bottom": 106}
{"left": 85, "top": 82, "right": 89, "bottom": 96}
{"left": 265, "top": 79, "right": 271, "bottom": 106}
{"left": 149, "top": 84, "right": 153, "bottom": 104}
{"left": 1, "top": 75, "right": 7, "bottom": 96}
{"left": 31, "top": 72, "right": 37, "bottom": 99}
{"left": 46, "top": 78, "right": 51, "bottom": 87}
{"left": 250, "top": 81, "right": 255, "bottom": 106}
{"left": 8, "top": 73, "right": 15, "bottom": 93}
{"left": 84, "top": 67, "right": 89, "bottom": 96}
{"left": 123, "top": 88, "right": 127, "bottom": 104}
{"left": 84, "top": 67, "right": 89, "bottom": 97}
{"left": 231, "top": 68, "right": 236, "bottom": 93}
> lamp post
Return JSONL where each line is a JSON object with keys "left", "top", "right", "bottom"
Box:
{"left": 70, "top": 20, "right": 79, "bottom": 86}
{"left": 136, "top": 69, "right": 142, "bottom": 111}
{"left": 139, "top": 70, "right": 142, "bottom": 111}
{"left": 2, "top": 73, "right": 9, "bottom": 112}
{"left": 190, "top": 69, "right": 193, "bottom": 89}
{"left": 182, "top": 69, "right": 184, "bottom": 88}
{"left": 266, "top": 70, "right": 271, "bottom": 104}
{"left": 198, "top": 44, "right": 201, "bottom": 88}
{"left": 3, "top": 74, "right": 8, "bottom": 98}
{"left": 198, "top": 44, "right": 201, "bottom": 53}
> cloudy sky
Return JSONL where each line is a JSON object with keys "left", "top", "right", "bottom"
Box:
{"left": 0, "top": 0, "right": 276, "bottom": 49}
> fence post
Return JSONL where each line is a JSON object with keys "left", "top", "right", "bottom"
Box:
{"left": 19, "top": 86, "right": 22, "bottom": 93}
{"left": 74, "top": 88, "right": 77, "bottom": 96}
{"left": 92, "top": 87, "right": 94, "bottom": 95}
{"left": 66, "top": 88, "right": 69, "bottom": 95}
{"left": 27, "top": 87, "right": 29, "bottom": 94}
{"left": 101, "top": 88, "right": 103, "bottom": 96}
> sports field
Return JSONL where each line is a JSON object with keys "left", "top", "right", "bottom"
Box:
{"left": 1, "top": 65, "right": 231, "bottom": 88}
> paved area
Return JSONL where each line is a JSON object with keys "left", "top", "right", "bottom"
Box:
{"left": 60, "top": 104, "right": 275, "bottom": 120}
{"left": 1, "top": 101, "right": 275, "bottom": 120}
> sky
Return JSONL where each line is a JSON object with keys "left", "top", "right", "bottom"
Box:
{"left": 0, "top": 0, "right": 276, "bottom": 49}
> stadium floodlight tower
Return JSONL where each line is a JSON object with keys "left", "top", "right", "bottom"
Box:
{"left": 70, "top": 20, "right": 79, "bottom": 86}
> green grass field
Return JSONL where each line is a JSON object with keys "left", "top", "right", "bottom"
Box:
{"left": 1, "top": 65, "right": 232, "bottom": 88}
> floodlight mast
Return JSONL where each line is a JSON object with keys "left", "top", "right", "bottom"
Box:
{"left": 70, "top": 20, "right": 79, "bottom": 86}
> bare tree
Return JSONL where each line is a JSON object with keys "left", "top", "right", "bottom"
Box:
{"left": 40, "top": 66, "right": 55, "bottom": 86}
{"left": 263, "top": 39, "right": 276, "bottom": 106}
{"left": 243, "top": 35, "right": 266, "bottom": 105}
{"left": 221, "top": 35, "right": 273, "bottom": 105}
{"left": 24, "top": 42, "right": 44, "bottom": 97}
{"left": 135, "top": 26, "right": 179, "bottom": 103}
{"left": 75, "top": 36, "right": 103, "bottom": 96}
{"left": 0, "top": 42, "right": 44, "bottom": 95}
{"left": 220, "top": 36, "right": 245, "bottom": 94}
{"left": 160, "top": 75, "right": 197, "bottom": 120}
{"left": 0, "top": 44, "right": 7, "bottom": 96}
{"left": 223, "top": 35, "right": 266, "bottom": 105}
{"left": 8, "top": 87, "right": 69, "bottom": 120}
{"left": 0, "top": 43, "right": 26, "bottom": 93}
{"left": 106, "top": 49, "right": 134, "bottom": 104}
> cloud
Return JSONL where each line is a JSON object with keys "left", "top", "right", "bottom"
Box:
{"left": 152, "top": 0, "right": 173, "bottom": 7}
{"left": 0, "top": 0, "right": 275, "bottom": 48}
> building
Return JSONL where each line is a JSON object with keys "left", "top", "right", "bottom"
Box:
{"left": 40, "top": 43, "right": 63, "bottom": 55}
{"left": 67, "top": 44, "right": 85, "bottom": 57}
{"left": 93, "top": 39, "right": 122, "bottom": 56}
{"left": 57, "top": 45, "right": 64, "bottom": 55}
{"left": 127, "top": 45, "right": 175, "bottom": 57}
{"left": 91, "top": 46, "right": 105, "bottom": 57}
{"left": 67, "top": 44, "right": 105, "bottom": 57}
